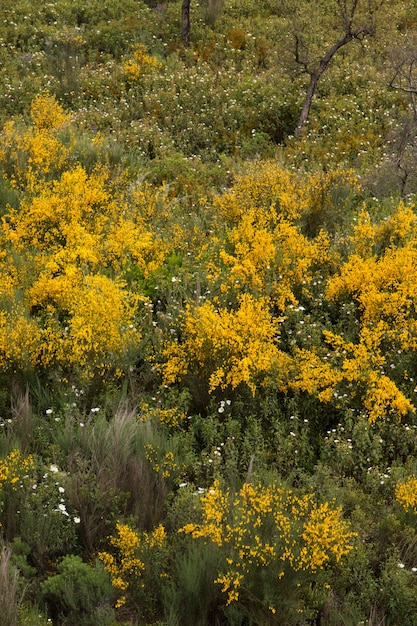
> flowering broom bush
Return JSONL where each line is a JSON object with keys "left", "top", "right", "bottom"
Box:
{"left": 179, "top": 480, "right": 356, "bottom": 621}
{"left": 98, "top": 522, "right": 168, "bottom": 617}
{"left": 161, "top": 294, "right": 290, "bottom": 395}
{"left": 0, "top": 94, "right": 165, "bottom": 381}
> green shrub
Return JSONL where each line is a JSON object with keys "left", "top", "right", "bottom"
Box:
{"left": 18, "top": 604, "right": 51, "bottom": 626}
{"left": 41, "top": 555, "right": 115, "bottom": 626}
{"left": 378, "top": 553, "right": 417, "bottom": 625}
{"left": 162, "top": 539, "right": 225, "bottom": 626}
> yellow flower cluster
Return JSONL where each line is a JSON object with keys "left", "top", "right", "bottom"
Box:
{"left": 98, "top": 522, "right": 166, "bottom": 608}
{"left": 123, "top": 44, "right": 162, "bottom": 82}
{"left": 0, "top": 308, "right": 42, "bottom": 371}
{"left": 395, "top": 476, "right": 417, "bottom": 514}
{"left": 30, "top": 92, "right": 72, "bottom": 133}
{"left": 180, "top": 480, "right": 228, "bottom": 547}
{"left": 302, "top": 201, "right": 417, "bottom": 422}
{"left": 180, "top": 481, "right": 356, "bottom": 607}
{"left": 0, "top": 449, "right": 35, "bottom": 491}
{"left": 162, "top": 294, "right": 290, "bottom": 395}
{"left": 0, "top": 94, "right": 166, "bottom": 378}
{"left": 213, "top": 162, "right": 308, "bottom": 224}
{"left": 0, "top": 93, "right": 71, "bottom": 191}
{"left": 299, "top": 501, "right": 355, "bottom": 571}
{"left": 291, "top": 331, "right": 413, "bottom": 422}
{"left": 208, "top": 161, "right": 330, "bottom": 310}
{"left": 51, "top": 27, "right": 85, "bottom": 50}
{"left": 138, "top": 404, "right": 187, "bottom": 428}
{"left": 144, "top": 444, "right": 179, "bottom": 479}
{"left": 290, "top": 347, "right": 341, "bottom": 403}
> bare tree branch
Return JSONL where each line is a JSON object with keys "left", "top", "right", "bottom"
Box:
{"left": 181, "top": 0, "right": 191, "bottom": 47}
{"left": 297, "top": 23, "right": 375, "bottom": 131}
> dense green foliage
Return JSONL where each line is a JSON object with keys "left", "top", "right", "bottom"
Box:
{"left": 2, "top": 1, "right": 417, "bottom": 624}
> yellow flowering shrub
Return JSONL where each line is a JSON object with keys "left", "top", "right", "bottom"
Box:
{"left": 3, "top": 165, "right": 164, "bottom": 275}
{"left": 213, "top": 161, "right": 357, "bottom": 227}
{"left": 123, "top": 44, "right": 162, "bottom": 82}
{"left": 0, "top": 93, "right": 71, "bottom": 190}
{"left": 215, "top": 210, "right": 328, "bottom": 309}
{"left": 395, "top": 476, "right": 417, "bottom": 514}
{"left": 138, "top": 403, "right": 187, "bottom": 428}
{"left": 0, "top": 450, "right": 35, "bottom": 490}
{"left": 218, "top": 209, "right": 276, "bottom": 292}
{"left": 180, "top": 480, "right": 356, "bottom": 609}
{"left": 162, "top": 294, "right": 291, "bottom": 395}
{"left": 350, "top": 203, "right": 417, "bottom": 257}
{"left": 0, "top": 306, "right": 43, "bottom": 370}
{"left": 289, "top": 347, "right": 342, "bottom": 403}
{"left": 59, "top": 275, "right": 141, "bottom": 377}
{"left": 212, "top": 162, "right": 309, "bottom": 224}
{"left": 290, "top": 331, "right": 413, "bottom": 422}
{"left": 328, "top": 203, "right": 417, "bottom": 344}
{"left": 0, "top": 167, "right": 151, "bottom": 377}
{"left": 98, "top": 522, "right": 167, "bottom": 609}
{"left": 207, "top": 163, "right": 333, "bottom": 309}
{"left": 30, "top": 92, "right": 72, "bottom": 133}
{"left": 144, "top": 444, "right": 179, "bottom": 479}
{"left": 302, "top": 202, "right": 417, "bottom": 422}
{"left": 0, "top": 96, "right": 166, "bottom": 379}
{"left": 282, "top": 200, "right": 417, "bottom": 423}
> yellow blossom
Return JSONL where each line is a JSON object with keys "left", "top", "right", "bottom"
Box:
{"left": 395, "top": 476, "right": 417, "bottom": 514}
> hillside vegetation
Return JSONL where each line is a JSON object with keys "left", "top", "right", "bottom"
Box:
{"left": 2, "top": 1, "right": 417, "bottom": 624}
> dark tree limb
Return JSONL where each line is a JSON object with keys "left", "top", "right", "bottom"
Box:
{"left": 389, "top": 57, "right": 417, "bottom": 119}
{"left": 297, "top": 25, "right": 375, "bottom": 132}
{"left": 181, "top": 0, "right": 191, "bottom": 47}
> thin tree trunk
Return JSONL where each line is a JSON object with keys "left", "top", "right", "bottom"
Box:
{"left": 297, "top": 71, "right": 320, "bottom": 131}
{"left": 181, "top": 0, "right": 191, "bottom": 47}
{"left": 296, "top": 26, "right": 372, "bottom": 132}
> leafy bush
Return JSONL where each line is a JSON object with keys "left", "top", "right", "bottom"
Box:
{"left": 41, "top": 555, "right": 114, "bottom": 625}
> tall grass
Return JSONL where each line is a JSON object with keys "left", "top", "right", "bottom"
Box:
{"left": 61, "top": 403, "right": 170, "bottom": 553}
{"left": 0, "top": 546, "right": 23, "bottom": 626}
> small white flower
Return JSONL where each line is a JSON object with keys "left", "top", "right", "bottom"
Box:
{"left": 58, "top": 504, "right": 69, "bottom": 516}
{"left": 45, "top": 408, "right": 53, "bottom": 415}
{"left": 398, "top": 563, "right": 405, "bottom": 568}
{"left": 58, "top": 486, "right": 65, "bottom": 493}
{"left": 73, "top": 516, "right": 81, "bottom": 524}
{"left": 179, "top": 482, "right": 188, "bottom": 488}
{"left": 49, "top": 464, "right": 59, "bottom": 473}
